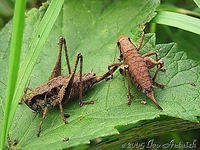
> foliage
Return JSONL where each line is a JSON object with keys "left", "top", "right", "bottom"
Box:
{"left": 0, "top": 0, "right": 200, "bottom": 149}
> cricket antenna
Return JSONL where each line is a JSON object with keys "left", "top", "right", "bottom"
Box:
{"left": 90, "top": 68, "right": 93, "bottom": 73}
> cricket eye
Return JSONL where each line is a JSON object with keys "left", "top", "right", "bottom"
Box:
{"left": 128, "top": 37, "right": 131, "bottom": 42}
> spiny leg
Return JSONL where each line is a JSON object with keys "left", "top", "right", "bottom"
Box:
{"left": 119, "top": 64, "right": 132, "bottom": 105}
{"left": 55, "top": 53, "right": 82, "bottom": 124}
{"left": 37, "top": 92, "right": 49, "bottom": 137}
{"left": 37, "top": 106, "right": 48, "bottom": 137}
{"left": 152, "top": 62, "right": 165, "bottom": 88}
{"left": 142, "top": 51, "right": 165, "bottom": 71}
{"left": 95, "top": 66, "right": 119, "bottom": 82}
{"left": 49, "top": 37, "right": 63, "bottom": 80}
{"left": 142, "top": 51, "right": 158, "bottom": 58}
{"left": 63, "top": 38, "right": 71, "bottom": 74}
{"left": 117, "top": 43, "right": 123, "bottom": 61}
{"left": 142, "top": 52, "right": 160, "bottom": 69}
{"left": 143, "top": 54, "right": 165, "bottom": 88}
{"left": 79, "top": 54, "right": 94, "bottom": 106}
{"left": 137, "top": 24, "right": 145, "bottom": 50}
{"left": 58, "top": 103, "right": 68, "bottom": 124}
{"left": 107, "top": 62, "right": 123, "bottom": 79}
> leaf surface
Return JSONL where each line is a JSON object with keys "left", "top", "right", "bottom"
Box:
{"left": 0, "top": 0, "right": 200, "bottom": 149}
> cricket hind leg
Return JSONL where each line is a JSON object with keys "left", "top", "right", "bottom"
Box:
{"left": 55, "top": 53, "right": 83, "bottom": 124}
{"left": 49, "top": 37, "right": 71, "bottom": 80}
{"left": 49, "top": 37, "right": 63, "bottom": 80}
{"left": 79, "top": 54, "right": 94, "bottom": 106}
{"left": 63, "top": 37, "right": 71, "bottom": 74}
{"left": 142, "top": 52, "right": 165, "bottom": 88}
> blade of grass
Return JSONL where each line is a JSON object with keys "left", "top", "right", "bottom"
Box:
{"left": 0, "top": 0, "right": 26, "bottom": 149}
{"left": 1, "top": 0, "right": 64, "bottom": 148}
{"left": 8, "top": 0, "right": 65, "bottom": 131}
{"left": 151, "top": 11, "right": 200, "bottom": 35}
{"left": 193, "top": 0, "right": 200, "bottom": 8}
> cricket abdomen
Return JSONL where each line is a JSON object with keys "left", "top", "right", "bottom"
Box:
{"left": 68, "top": 73, "right": 97, "bottom": 100}
{"left": 125, "top": 50, "right": 153, "bottom": 94}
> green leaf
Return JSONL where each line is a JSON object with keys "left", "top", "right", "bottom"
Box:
{"left": 0, "top": 0, "right": 200, "bottom": 149}
{"left": 0, "top": 0, "right": 26, "bottom": 148}
{"left": 151, "top": 11, "right": 200, "bottom": 35}
{"left": 193, "top": 0, "right": 200, "bottom": 8}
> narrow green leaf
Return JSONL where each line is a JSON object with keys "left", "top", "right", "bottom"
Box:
{"left": 0, "top": 0, "right": 64, "bottom": 148}
{"left": 193, "top": 0, "right": 200, "bottom": 8}
{"left": 151, "top": 11, "right": 200, "bottom": 35}
{"left": 8, "top": 0, "right": 65, "bottom": 131}
{"left": 0, "top": 0, "right": 26, "bottom": 149}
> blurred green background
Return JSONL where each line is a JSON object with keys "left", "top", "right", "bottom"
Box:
{"left": 151, "top": 0, "right": 200, "bottom": 62}
{"left": 1, "top": 0, "right": 200, "bottom": 149}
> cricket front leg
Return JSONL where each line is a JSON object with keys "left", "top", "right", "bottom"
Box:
{"left": 95, "top": 66, "right": 119, "bottom": 82}
{"left": 107, "top": 62, "right": 123, "bottom": 80}
{"left": 37, "top": 92, "right": 52, "bottom": 136}
{"left": 37, "top": 106, "right": 48, "bottom": 137}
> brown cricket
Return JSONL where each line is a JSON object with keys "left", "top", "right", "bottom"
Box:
{"left": 108, "top": 25, "right": 165, "bottom": 110}
{"left": 20, "top": 37, "right": 117, "bottom": 136}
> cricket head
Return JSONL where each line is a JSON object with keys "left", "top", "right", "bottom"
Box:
{"left": 22, "top": 94, "right": 46, "bottom": 113}
{"left": 117, "top": 35, "right": 136, "bottom": 57}
{"left": 118, "top": 35, "right": 129, "bottom": 43}
{"left": 117, "top": 35, "right": 128, "bottom": 61}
